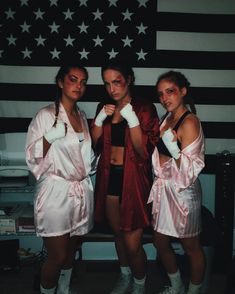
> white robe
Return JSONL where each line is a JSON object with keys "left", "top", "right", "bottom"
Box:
{"left": 25, "top": 103, "right": 95, "bottom": 237}
{"left": 148, "top": 124, "right": 205, "bottom": 238}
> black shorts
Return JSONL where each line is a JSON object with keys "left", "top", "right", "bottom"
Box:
{"left": 107, "top": 164, "right": 124, "bottom": 197}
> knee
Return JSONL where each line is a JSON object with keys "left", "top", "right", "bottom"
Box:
{"left": 184, "top": 244, "right": 202, "bottom": 258}
{"left": 48, "top": 251, "right": 68, "bottom": 268}
{"left": 153, "top": 238, "right": 169, "bottom": 255}
{"left": 126, "top": 242, "right": 142, "bottom": 258}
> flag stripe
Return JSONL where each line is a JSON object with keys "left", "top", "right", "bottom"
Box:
{"left": 156, "top": 12, "right": 235, "bottom": 32}
{"left": 1, "top": 117, "right": 234, "bottom": 140}
{"left": 157, "top": 32, "right": 235, "bottom": 52}
{"left": 1, "top": 101, "right": 235, "bottom": 124}
{"left": 155, "top": 50, "right": 235, "bottom": 69}
{"left": 157, "top": 0, "right": 235, "bottom": 15}
{"left": 1, "top": 66, "right": 235, "bottom": 87}
{"left": 1, "top": 85, "right": 235, "bottom": 105}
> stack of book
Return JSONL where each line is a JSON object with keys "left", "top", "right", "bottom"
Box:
{"left": 17, "top": 204, "right": 35, "bottom": 233}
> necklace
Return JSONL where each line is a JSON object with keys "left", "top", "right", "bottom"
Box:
{"left": 64, "top": 106, "right": 77, "bottom": 116}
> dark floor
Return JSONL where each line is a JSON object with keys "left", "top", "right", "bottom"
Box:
{"left": 0, "top": 256, "right": 228, "bottom": 294}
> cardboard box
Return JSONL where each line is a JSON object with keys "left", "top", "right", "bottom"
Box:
{"left": 0, "top": 204, "right": 23, "bottom": 234}
{"left": 0, "top": 204, "right": 35, "bottom": 234}
{"left": 17, "top": 205, "right": 35, "bottom": 233}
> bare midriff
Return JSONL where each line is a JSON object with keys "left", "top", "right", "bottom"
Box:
{"left": 110, "top": 146, "right": 125, "bottom": 165}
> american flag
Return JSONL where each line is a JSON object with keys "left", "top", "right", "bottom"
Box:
{"left": 0, "top": 0, "right": 235, "bottom": 171}
{"left": 1, "top": 0, "right": 157, "bottom": 66}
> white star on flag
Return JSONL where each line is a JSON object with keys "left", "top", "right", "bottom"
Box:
{"left": 21, "top": 47, "right": 32, "bottom": 59}
{"left": 7, "top": 35, "right": 17, "bottom": 46}
{"left": 35, "top": 35, "right": 46, "bottom": 46}
{"left": 79, "top": 48, "right": 90, "bottom": 59}
{"left": 50, "top": 48, "right": 61, "bottom": 59}
{"left": 108, "top": 49, "right": 119, "bottom": 59}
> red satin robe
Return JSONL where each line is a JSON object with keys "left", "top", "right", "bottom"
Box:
{"left": 93, "top": 98, "right": 159, "bottom": 231}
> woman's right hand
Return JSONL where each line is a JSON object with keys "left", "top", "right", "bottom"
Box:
{"left": 94, "top": 104, "right": 115, "bottom": 126}
{"left": 44, "top": 121, "right": 67, "bottom": 144}
{"left": 104, "top": 104, "right": 115, "bottom": 116}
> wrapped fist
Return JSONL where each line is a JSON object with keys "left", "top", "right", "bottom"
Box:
{"left": 162, "top": 128, "right": 180, "bottom": 159}
{"left": 44, "top": 121, "right": 66, "bottom": 144}
{"left": 120, "top": 103, "right": 140, "bottom": 128}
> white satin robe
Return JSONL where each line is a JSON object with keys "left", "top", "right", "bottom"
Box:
{"left": 148, "top": 124, "right": 205, "bottom": 238}
{"left": 25, "top": 103, "right": 95, "bottom": 237}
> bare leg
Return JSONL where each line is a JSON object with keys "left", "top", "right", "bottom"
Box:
{"left": 181, "top": 236, "right": 205, "bottom": 284}
{"left": 153, "top": 231, "right": 178, "bottom": 273}
{"left": 124, "top": 228, "right": 147, "bottom": 279}
{"left": 41, "top": 234, "right": 71, "bottom": 289}
{"left": 106, "top": 195, "right": 129, "bottom": 266}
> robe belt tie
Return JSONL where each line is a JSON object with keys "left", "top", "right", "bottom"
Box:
{"left": 147, "top": 177, "right": 165, "bottom": 214}
{"left": 51, "top": 174, "right": 87, "bottom": 198}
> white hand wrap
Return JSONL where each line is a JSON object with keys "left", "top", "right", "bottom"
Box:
{"left": 94, "top": 107, "right": 107, "bottom": 127}
{"left": 162, "top": 128, "right": 180, "bottom": 159}
{"left": 44, "top": 122, "right": 66, "bottom": 144}
{"left": 120, "top": 103, "right": 140, "bottom": 128}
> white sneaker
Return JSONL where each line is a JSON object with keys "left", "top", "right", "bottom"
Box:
{"left": 159, "top": 285, "right": 186, "bottom": 294}
{"left": 110, "top": 273, "right": 132, "bottom": 294}
{"left": 131, "top": 282, "right": 146, "bottom": 294}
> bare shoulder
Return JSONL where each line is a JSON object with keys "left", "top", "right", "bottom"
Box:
{"left": 182, "top": 113, "right": 200, "bottom": 131}
{"left": 178, "top": 113, "right": 201, "bottom": 144}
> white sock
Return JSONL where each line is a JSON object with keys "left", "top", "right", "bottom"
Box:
{"left": 40, "top": 285, "right": 56, "bottom": 294}
{"left": 120, "top": 266, "right": 131, "bottom": 275}
{"left": 57, "top": 268, "right": 73, "bottom": 294}
{"left": 188, "top": 281, "right": 202, "bottom": 294}
{"left": 133, "top": 276, "right": 146, "bottom": 285}
{"left": 168, "top": 269, "right": 184, "bottom": 290}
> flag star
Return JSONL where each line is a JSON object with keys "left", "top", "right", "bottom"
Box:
{"left": 34, "top": 8, "right": 45, "bottom": 20}
{"left": 20, "top": 21, "right": 31, "bottom": 33}
{"left": 137, "top": 0, "right": 149, "bottom": 7}
{"left": 21, "top": 47, "right": 32, "bottom": 59}
{"left": 92, "top": 9, "right": 103, "bottom": 21}
{"left": 136, "top": 23, "right": 147, "bottom": 34}
{"left": 78, "top": 22, "right": 89, "bottom": 33}
{"left": 78, "top": 48, "right": 90, "bottom": 59}
{"left": 107, "top": 22, "right": 118, "bottom": 34}
{"left": 20, "top": 0, "right": 29, "bottom": 6}
{"left": 5, "top": 8, "right": 16, "bottom": 20}
{"left": 93, "top": 35, "right": 104, "bottom": 47}
{"left": 107, "top": 48, "right": 118, "bottom": 59}
{"left": 64, "top": 35, "right": 75, "bottom": 46}
{"left": 122, "top": 9, "right": 133, "bottom": 21}
{"left": 78, "top": 0, "right": 88, "bottom": 7}
{"left": 35, "top": 35, "right": 46, "bottom": 46}
{"left": 50, "top": 48, "right": 61, "bottom": 59}
{"left": 122, "top": 36, "right": 133, "bottom": 47}
{"left": 49, "top": 22, "right": 60, "bottom": 33}
{"left": 49, "top": 0, "right": 58, "bottom": 6}
{"left": 108, "top": 0, "right": 118, "bottom": 7}
{"left": 63, "top": 8, "right": 74, "bottom": 20}
{"left": 136, "top": 49, "right": 147, "bottom": 60}
{"left": 7, "top": 34, "right": 17, "bottom": 46}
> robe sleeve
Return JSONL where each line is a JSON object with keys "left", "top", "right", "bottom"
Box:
{"left": 25, "top": 108, "right": 54, "bottom": 180}
{"left": 90, "top": 102, "right": 106, "bottom": 155}
{"left": 171, "top": 126, "right": 205, "bottom": 192}
{"left": 130, "top": 103, "right": 159, "bottom": 164}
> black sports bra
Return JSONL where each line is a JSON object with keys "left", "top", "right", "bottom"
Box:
{"left": 111, "top": 120, "right": 127, "bottom": 147}
{"left": 156, "top": 111, "right": 191, "bottom": 157}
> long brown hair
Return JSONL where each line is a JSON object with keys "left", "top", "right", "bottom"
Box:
{"left": 53, "top": 64, "right": 88, "bottom": 126}
{"left": 156, "top": 70, "right": 196, "bottom": 114}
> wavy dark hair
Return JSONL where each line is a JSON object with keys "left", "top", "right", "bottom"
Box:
{"left": 156, "top": 70, "right": 196, "bottom": 114}
{"left": 53, "top": 64, "right": 88, "bottom": 126}
{"left": 101, "top": 59, "right": 135, "bottom": 86}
